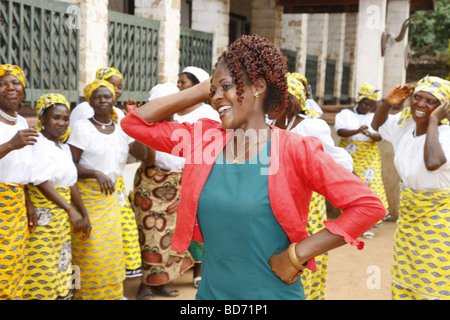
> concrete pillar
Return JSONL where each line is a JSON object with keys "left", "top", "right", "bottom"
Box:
{"left": 251, "top": 0, "right": 283, "bottom": 47}
{"left": 281, "top": 13, "right": 308, "bottom": 75}
{"left": 191, "top": 0, "right": 230, "bottom": 66}
{"left": 328, "top": 13, "right": 346, "bottom": 104}
{"left": 344, "top": 13, "right": 358, "bottom": 102}
{"left": 383, "top": 0, "right": 410, "bottom": 97}
{"left": 307, "top": 13, "right": 329, "bottom": 105}
{"left": 354, "top": 0, "right": 387, "bottom": 97}
{"left": 135, "top": 0, "right": 181, "bottom": 84}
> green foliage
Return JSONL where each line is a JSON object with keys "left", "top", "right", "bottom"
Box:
{"left": 408, "top": 0, "right": 450, "bottom": 56}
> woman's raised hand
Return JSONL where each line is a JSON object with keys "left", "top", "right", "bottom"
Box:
{"left": 386, "top": 84, "right": 414, "bottom": 107}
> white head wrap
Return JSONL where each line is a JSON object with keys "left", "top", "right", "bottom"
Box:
{"left": 148, "top": 83, "right": 179, "bottom": 101}
{"left": 181, "top": 66, "right": 210, "bottom": 83}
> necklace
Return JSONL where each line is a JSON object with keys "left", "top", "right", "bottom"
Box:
{"left": 231, "top": 141, "right": 253, "bottom": 164}
{"left": 0, "top": 108, "right": 18, "bottom": 123}
{"left": 92, "top": 116, "right": 112, "bottom": 130}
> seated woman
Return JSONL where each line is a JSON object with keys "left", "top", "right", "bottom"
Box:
{"left": 23, "top": 93, "right": 91, "bottom": 300}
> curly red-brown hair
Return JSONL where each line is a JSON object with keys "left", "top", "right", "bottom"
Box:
{"left": 215, "top": 34, "right": 288, "bottom": 113}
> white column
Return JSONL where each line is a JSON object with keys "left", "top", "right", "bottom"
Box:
{"left": 191, "top": 0, "right": 230, "bottom": 66}
{"left": 75, "top": 0, "right": 109, "bottom": 96}
{"left": 328, "top": 13, "right": 346, "bottom": 104}
{"left": 251, "top": 0, "right": 283, "bottom": 47}
{"left": 383, "top": 0, "right": 410, "bottom": 97}
{"left": 135, "top": 0, "right": 181, "bottom": 84}
{"left": 344, "top": 12, "right": 358, "bottom": 101}
{"left": 307, "top": 13, "right": 329, "bottom": 105}
{"left": 281, "top": 13, "right": 308, "bottom": 75}
{"left": 354, "top": 0, "right": 387, "bottom": 97}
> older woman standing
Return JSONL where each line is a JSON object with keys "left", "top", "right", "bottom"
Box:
{"left": 121, "top": 35, "right": 386, "bottom": 300}
{"left": 69, "top": 67, "right": 141, "bottom": 279}
{"left": 267, "top": 73, "right": 353, "bottom": 300}
{"left": 372, "top": 76, "right": 450, "bottom": 300}
{"left": 68, "top": 80, "right": 149, "bottom": 300}
{"left": 0, "top": 64, "right": 38, "bottom": 300}
{"left": 23, "top": 93, "right": 91, "bottom": 300}
{"left": 334, "top": 83, "right": 389, "bottom": 238}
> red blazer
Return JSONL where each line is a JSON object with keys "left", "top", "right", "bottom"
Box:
{"left": 121, "top": 112, "right": 386, "bottom": 270}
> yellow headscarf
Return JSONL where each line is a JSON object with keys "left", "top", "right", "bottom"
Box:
{"left": 84, "top": 79, "right": 118, "bottom": 123}
{"left": 0, "top": 64, "right": 26, "bottom": 87}
{"left": 397, "top": 76, "right": 450, "bottom": 127}
{"left": 35, "top": 93, "right": 71, "bottom": 142}
{"left": 286, "top": 72, "right": 320, "bottom": 119}
{"left": 95, "top": 67, "right": 123, "bottom": 81}
{"left": 357, "top": 82, "right": 379, "bottom": 102}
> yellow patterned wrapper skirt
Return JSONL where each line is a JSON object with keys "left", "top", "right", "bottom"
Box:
{"left": 116, "top": 176, "right": 142, "bottom": 278}
{"left": 339, "top": 138, "right": 389, "bottom": 221}
{"left": 301, "top": 192, "right": 328, "bottom": 300}
{"left": 392, "top": 184, "right": 450, "bottom": 300}
{"left": 0, "top": 183, "right": 28, "bottom": 300}
{"left": 71, "top": 179, "right": 125, "bottom": 300}
{"left": 23, "top": 185, "right": 72, "bottom": 300}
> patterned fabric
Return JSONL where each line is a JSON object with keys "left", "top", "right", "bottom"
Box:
{"left": 392, "top": 184, "right": 450, "bottom": 300}
{"left": 286, "top": 72, "right": 320, "bottom": 119}
{"left": 131, "top": 164, "right": 194, "bottom": 286}
{"left": 397, "top": 76, "right": 450, "bottom": 127}
{"left": 300, "top": 192, "right": 328, "bottom": 300}
{"left": 188, "top": 240, "right": 203, "bottom": 262}
{"left": 23, "top": 185, "right": 72, "bottom": 300}
{"left": 35, "top": 93, "right": 71, "bottom": 143}
{"left": 0, "top": 183, "right": 28, "bottom": 300}
{"left": 71, "top": 179, "right": 125, "bottom": 300}
{"left": 0, "top": 64, "right": 26, "bottom": 87}
{"left": 339, "top": 138, "right": 389, "bottom": 221}
{"left": 116, "top": 176, "right": 142, "bottom": 278}
{"left": 95, "top": 67, "right": 123, "bottom": 81}
{"left": 357, "top": 82, "right": 378, "bottom": 102}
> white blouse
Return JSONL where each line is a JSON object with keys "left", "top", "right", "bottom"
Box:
{"left": 174, "top": 103, "right": 220, "bottom": 124}
{"left": 155, "top": 103, "right": 220, "bottom": 171}
{"left": 292, "top": 118, "right": 354, "bottom": 172}
{"left": 29, "top": 132, "right": 77, "bottom": 187}
{"left": 68, "top": 119, "right": 134, "bottom": 183}
{"left": 378, "top": 113, "right": 450, "bottom": 190}
{"left": 334, "top": 108, "right": 378, "bottom": 142}
{"left": 69, "top": 101, "right": 125, "bottom": 130}
{"left": 0, "top": 115, "right": 34, "bottom": 184}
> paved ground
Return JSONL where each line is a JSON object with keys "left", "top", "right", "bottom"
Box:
{"left": 123, "top": 217, "right": 397, "bottom": 300}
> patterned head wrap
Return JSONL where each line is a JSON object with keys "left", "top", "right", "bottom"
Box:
{"left": 398, "top": 76, "right": 450, "bottom": 127}
{"left": 286, "top": 73, "right": 320, "bottom": 119}
{"left": 84, "top": 79, "right": 118, "bottom": 123}
{"left": 35, "top": 93, "right": 71, "bottom": 142}
{"left": 357, "top": 82, "right": 379, "bottom": 102}
{"left": 0, "top": 64, "right": 26, "bottom": 87}
{"left": 95, "top": 67, "right": 123, "bottom": 81}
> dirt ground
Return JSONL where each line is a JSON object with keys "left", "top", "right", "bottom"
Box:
{"left": 123, "top": 220, "right": 397, "bottom": 301}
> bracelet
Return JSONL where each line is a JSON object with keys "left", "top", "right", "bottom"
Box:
{"left": 288, "top": 242, "right": 306, "bottom": 270}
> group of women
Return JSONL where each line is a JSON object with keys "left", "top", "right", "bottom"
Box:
{"left": 1, "top": 33, "right": 449, "bottom": 301}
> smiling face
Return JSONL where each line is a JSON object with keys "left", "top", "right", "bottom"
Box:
{"left": 90, "top": 86, "right": 115, "bottom": 117}
{"left": 40, "top": 104, "right": 70, "bottom": 142}
{"left": 410, "top": 91, "right": 440, "bottom": 125}
{"left": 0, "top": 74, "right": 25, "bottom": 113}
{"left": 210, "top": 62, "right": 265, "bottom": 131}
